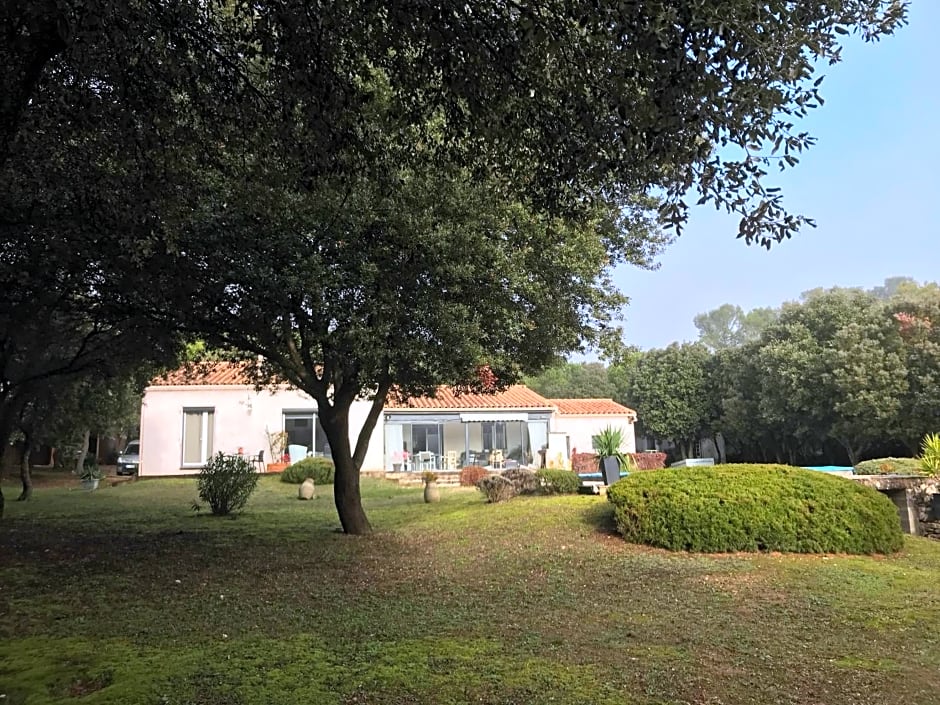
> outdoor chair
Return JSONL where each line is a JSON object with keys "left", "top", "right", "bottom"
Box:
{"left": 417, "top": 451, "right": 436, "bottom": 471}
{"left": 254, "top": 450, "right": 265, "bottom": 472}
{"left": 443, "top": 450, "right": 459, "bottom": 471}
{"left": 491, "top": 449, "right": 505, "bottom": 470}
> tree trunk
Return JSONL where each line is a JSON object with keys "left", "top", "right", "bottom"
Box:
{"left": 74, "top": 429, "right": 90, "bottom": 474}
{"left": 842, "top": 441, "right": 859, "bottom": 468}
{"left": 713, "top": 433, "right": 726, "bottom": 464}
{"left": 318, "top": 405, "right": 372, "bottom": 535}
{"left": 17, "top": 433, "right": 33, "bottom": 501}
{"left": 0, "top": 417, "right": 12, "bottom": 519}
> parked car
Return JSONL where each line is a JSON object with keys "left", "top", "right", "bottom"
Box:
{"left": 116, "top": 440, "right": 141, "bottom": 475}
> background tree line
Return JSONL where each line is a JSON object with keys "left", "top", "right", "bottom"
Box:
{"left": 526, "top": 278, "right": 940, "bottom": 467}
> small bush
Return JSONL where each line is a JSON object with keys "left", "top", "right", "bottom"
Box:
{"left": 629, "top": 452, "right": 667, "bottom": 470}
{"left": 571, "top": 452, "right": 598, "bottom": 474}
{"left": 536, "top": 469, "right": 580, "bottom": 494}
{"left": 280, "top": 457, "right": 336, "bottom": 484}
{"left": 854, "top": 457, "right": 926, "bottom": 476}
{"left": 502, "top": 468, "right": 538, "bottom": 495}
{"left": 459, "top": 465, "right": 489, "bottom": 487}
{"left": 477, "top": 475, "right": 516, "bottom": 503}
{"left": 607, "top": 464, "right": 903, "bottom": 554}
{"left": 197, "top": 452, "right": 259, "bottom": 516}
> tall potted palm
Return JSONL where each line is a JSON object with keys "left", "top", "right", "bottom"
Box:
{"left": 592, "top": 426, "right": 630, "bottom": 486}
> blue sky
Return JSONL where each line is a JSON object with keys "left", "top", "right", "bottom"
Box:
{"left": 615, "top": 1, "right": 940, "bottom": 350}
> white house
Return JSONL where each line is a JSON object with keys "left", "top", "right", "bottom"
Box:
{"left": 548, "top": 398, "right": 637, "bottom": 457}
{"left": 138, "top": 363, "right": 637, "bottom": 476}
{"left": 139, "top": 364, "right": 384, "bottom": 476}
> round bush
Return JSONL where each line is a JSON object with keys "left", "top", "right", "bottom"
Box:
{"left": 501, "top": 468, "right": 538, "bottom": 495}
{"left": 280, "top": 456, "right": 336, "bottom": 485}
{"left": 197, "top": 452, "right": 259, "bottom": 516}
{"left": 607, "top": 464, "right": 904, "bottom": 554}
{"left": 536, "top": 469, "right": 580, "bottom": 494}
{"left": 477, "top": 475, "right": 515, "bottom": 503}
{"left": 459, "top": 465, "right": 489, "bottom": 487}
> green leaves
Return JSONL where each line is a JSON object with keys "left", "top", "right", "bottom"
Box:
{"left": 623, "top": 343, "right": 712, "bottom": 452}
{"left": 921, "top": 434, "right": 940, "bottom": 476}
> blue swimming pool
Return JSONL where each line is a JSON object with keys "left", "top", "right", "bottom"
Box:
{"left": 579, "top": 472, "right": 629, "bottom": 481}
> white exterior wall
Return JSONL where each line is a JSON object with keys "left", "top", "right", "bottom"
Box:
{"left": 139, "top": 385, "right": 384, "bottom": 476}
{"left": 551, "top": 415, "right": 636, "bottom": 456}
{"left": 442, "top": 423, "right": 465, "bottom": 453}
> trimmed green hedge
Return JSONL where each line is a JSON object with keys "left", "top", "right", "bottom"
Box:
{"left": 607, "top": 464, "right": 903, "bottom": 554}
{"left": 280, "top": 457, "right": 336, "bottom": 485}
{"left": 536, "top": 469, "right": 580, "bottom": 494}
{"left": 854, "top": 457, "right": 926, "bottom": 476}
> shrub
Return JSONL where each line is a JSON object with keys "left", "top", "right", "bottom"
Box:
{"left": 629, "top": 452, "right": 667, "bottom": 470}
{"left": 197, "top": 452, "right": 259, "bottom": 516}
{"left": 459, "top": 465, "right": 489, "bottom": 487}
{"left": 280, "top": 457, "right": 336, "bottom": 484}
{"left": 607, "top": 464, "right": 903, "bottom": 555}
{"left": 854, "top": 457, "right": 926, "bottom": 476}
{"left": 571, "top": 452, "right": 598, "bottom": 474}
{"left": 536, "top": 469, "right": 580, "bottom": 494}
{"left": 921, "top": 433, "right": 940, "bottom": 476}
{"left": 477, "top": 475, "right": 516, "bottom": 503}
{"left": 502, "top": 468, "right": 538, "bottom": 495}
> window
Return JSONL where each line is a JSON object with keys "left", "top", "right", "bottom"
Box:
{"left": 411, "top": 424, "right": 441, "bottom": 456}
{"left": 284, "top": 411, "right": 332, "bottom": 458}
{"left": 182, "top": 409, "right": 214, "bottom": 466}
{"left": 284, "top": 412, "right": 314, "bottom": 450}
{"left": 482, "top": 421, "right": 506, "bottom": 450}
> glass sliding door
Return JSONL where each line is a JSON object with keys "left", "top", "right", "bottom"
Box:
{"left": 283, "top": 411, "right": 332, "bottom": 459}
{"left": 411, "top": 424, "right": 442, "bottom": 456}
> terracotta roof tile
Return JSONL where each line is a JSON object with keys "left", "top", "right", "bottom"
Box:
{"left": 549, "top": 398, "right": 636, "bottom": 417}
{"left": 151, "top": 362, "right": 254, "bottom": 386}
{"left": 386, "top": 385, "right": 553, "bottom": 410}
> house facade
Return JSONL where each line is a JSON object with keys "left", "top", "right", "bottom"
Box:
{"left": 549, "top": 398, "right": 638, "bottom": 457}
{"left": 138, "top": 363, "right": 637, "bottom": 476}
{"left": 139, "top": 365, "right": 384, "bottom": 477}
{"left": 383, "top": 386, "right": 556, "bottom": 471}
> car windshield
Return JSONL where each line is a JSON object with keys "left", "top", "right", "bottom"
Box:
{"left": 124, "top": 442, "right": 140, "bottom": 455}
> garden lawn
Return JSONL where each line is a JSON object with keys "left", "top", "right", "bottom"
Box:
{"left": 1, "top": 474, "right": 939, "bottom": 705}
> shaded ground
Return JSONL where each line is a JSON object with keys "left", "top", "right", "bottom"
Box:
{"left": 1, "top": 476, "right": 939, "bottom": 704}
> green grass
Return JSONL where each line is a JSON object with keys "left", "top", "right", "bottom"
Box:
{"left": 2, "top": 474, "right": 940, "bottom": 704}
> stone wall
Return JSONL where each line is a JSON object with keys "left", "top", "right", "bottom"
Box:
{"left": 911, "top": 479, "right": 940, "bottom": 539}
{"left": 852, "top": 474, "right": 940, "bottom": 539}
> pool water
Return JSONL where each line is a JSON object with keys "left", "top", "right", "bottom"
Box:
{"left": 579, "top": 472, "right": 629, "bottom": 480}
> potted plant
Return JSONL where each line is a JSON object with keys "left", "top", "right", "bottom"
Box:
{"left": 79, "top": 463, "right": 104, "bottom": 491}
{"left": 422, "top": 471, "right": 440, "bottom": 503}
{"left": 592, "top": 426, "right": 630, "bottom": 486}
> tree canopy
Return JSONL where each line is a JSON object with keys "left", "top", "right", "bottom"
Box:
{"left": 694, "top": 305, "right": 778, "bottom": 351}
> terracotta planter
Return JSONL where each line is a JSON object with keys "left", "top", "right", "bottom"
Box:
{"left": 423, "top": 482, "right": 440, "bottom": 503}
{"left": 266, "top": 462, "right": 289, "bottom": 474}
